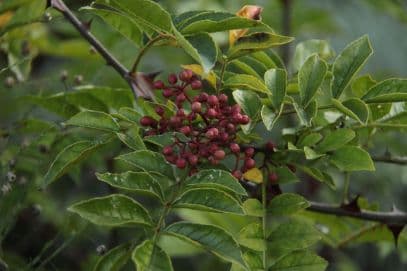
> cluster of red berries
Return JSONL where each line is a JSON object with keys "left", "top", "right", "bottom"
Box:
{"left": 139, "top": 69, "right": 255, "bottom": 179}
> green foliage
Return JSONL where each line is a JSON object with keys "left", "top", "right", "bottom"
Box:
{"left": 1, "top": 0, "right": 407, "bottom": 270}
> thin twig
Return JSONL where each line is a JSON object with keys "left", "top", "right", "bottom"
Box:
{"left": 372, "top": 155, "right": 407, "bottom": 165}
{"left": 307, "top": 201, "right": 407, "bottom": 225}
{"left": 50, "top": 0, "right": 139, "bottom": 99}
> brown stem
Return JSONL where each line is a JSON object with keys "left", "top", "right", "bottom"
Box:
{"left": 50, "top": 0, "right": 139, "bottom": 99}
{"left": 371, "top": 155, "right": 407, "bottom": 166}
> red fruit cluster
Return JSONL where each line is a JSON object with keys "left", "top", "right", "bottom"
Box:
{"left": 140, "top": 69, "right": 254, "bottom": 178}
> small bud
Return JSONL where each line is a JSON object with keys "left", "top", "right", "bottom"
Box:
{"left": 214, "top": 150, "right": 226, "bottom": 160}
{"left": 1, "top": 183, "right": 12, "bottom": 195}
{"left": 7, "top": 172, "right": 16, "bottom": 183}
{"left": 43, "top": 12, "right": 52, "bottom": 21}
{"left": 74, "top": 74, "right": 83, "bottom": 85}
{"left": 5, "top": 76, "right": 16, "bottom": 88}
{"left": 96, "top": 244, "right": 107, "bottom": 255}
{"left": 89, "top": 46, "right": 97, "bottom": 54}
{"left": 179, "top": 69, "right": 193, "bottom": 82}
{"left": 60, "top": 70, "right": 68, "bottom": 82}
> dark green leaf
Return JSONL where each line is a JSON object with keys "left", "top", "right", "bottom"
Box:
{"left": 296, "top": 166, "right": 335, "bottom": 189}
{"left": 268, "top": 193, "right": 310, "bottom": 216}
{"left": 132, "top": 240, "right": 173, "bottom": 271}
{"left": 94, "top": 244, "right": 131, "bottom": 271}
{"left": 316, "top": 129, "right": 355, "bottom": 153}
{"left": 362, "top": 78, "right": 407, "bottom": 103}
{"left": 68, "top": 194, "right": 152, "bottom": 227}
{"left": 330, "top": 146, "right": 375, "bottom": 171}
{"left": 228, "top": 32, "right": 294, "bottom": 60}
{"left": 116, "top": 127, "right": 146, "bottom": 150}
{"left": 43, "top": 138, "right": 111, "bottom": 187}
{"left": 96, "top": 171, "right": 163, "bottom": 200}
{"left": 184, "top": 169, "right": 247, "bottom": 196}
{"left": 264, "top": 68, "right": 287, "bottom": 110}
{"left": 174, "top": 188, "right": 244, "bottom": 215}
{"left": 273, "top": 166, "right": 299, "bottom": 184}
{"left": 299, "top": 54, "right": 327, "bottom": 107}
{"left": 269, "top": 250, "right": 328, "bottom": 271}
{"left": 297, "top": 133, "right": 323, "bottom": 148}
{"left": 116, "top": 150, "right": 174, "bottom": 178}
{"left": 331, "top": 35, "right": 373, "bottom": 98}
{"left": 165, "top": 222, "right": 245, "bottom": 267}
{"left": 66, "top": 110, "right": 120, "bottom": 132}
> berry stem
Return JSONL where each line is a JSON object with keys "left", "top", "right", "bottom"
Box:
{"left": 217, "top": 58, "right": 228, "bottom": 92}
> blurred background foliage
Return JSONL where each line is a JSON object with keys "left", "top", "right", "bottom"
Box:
{"left": 0, "top": 0, "right": 406, "bottom": 270}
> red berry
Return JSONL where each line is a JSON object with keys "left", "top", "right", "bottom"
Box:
{"left": 176, "top": 109, "right": 185, "bottom": 117}
{"left": 244, "top": 158, "right": 256, "bottom": 169}
{"left": 155, "top": 106, "right": 165, "bottom": 116}
{"left": 169, "top": 116, "right": 181, "bottom": 127}
{"left": 219, "top": 132, "right": 228, "bottom": 142}
{"left": 209, "top": 143, "right": 219, "bottom": 153}
{"left": 205, "top": 128, "right": 219, "bottom": 139}
{"left": 245, "top": 147, "right": 255, "bottom": 157}
{"left": 266, "top": 141, "right": 275, "bottom": 151}
{"left": 191, "top": 102, "right": 202, "bottom": 113}
{"left": 232, "top": 170, "right": 242, "bottom": 180}
{"left": 188, "top": 112, "right": 197, "bottom": 121}
{"left": 207, "top": 108, "right": 218, "bottom": 118}
{"left": 191, "top": 80, "right": 202, "bottom": 89}
{"left": 208, "top": 95, "right": 219, "bottom": 106}
{"left": 153, "top": 80, "right": 165, "bottom": 89}
{"left": 176, "top": 93, "right": 186, "bottom": 103}
{"left": 163, "top": 146, "right": 173, "bottom": 155}
{"left": 233, "top": 113, "right": 243, "bottom": 123}
{"left": 188, "top": 154, "right": 199, "bottom": 166}
{"left": 176, "top": 158, "right": 187, "bottom": 169}
{"left": 165, "top": 154, "right": 177, "bottom": 163}
{"left": 168, "top": 74, "right": 177, "bottom": 84}
{"left": 240, "top": 115, "right": 250, "bottom": 125}
{"left": 163, "top": 88, "right": 173, "bottom": 98}
{"left": 230, "top": 143, "right": 240, "bottom": 153}
{"left": 269, "top": 172, "right": 279, "bottom": 183}
{"left": 179, "top": 126, "right": 191, "bottom": 135}
{"left": 214, "top": 150, "right": 225, "bottom": 160}
{"left": 232, "top": 104, "right": 241, "bottom": 114}
{"left": 218, "top": 94, "right": 228, "bottom": 104}
{"left": 198, "top": 93, "right": 209, "bottom": 102}
{"left": 140, "top": 116, "right": 154, "bottom": 127}
{"left": 226, "top": 123, "right": 235, "bottom": 133}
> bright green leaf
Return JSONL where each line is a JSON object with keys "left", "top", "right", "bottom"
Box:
{"left": 225, "top": 74, "right": 269, "bottom": 93}
{"left": 68, "top": 194, "right": 152, "bottom": 227}
{"left": 330, "top": 146, "right": 375, "bottom": 171}
{"left": 351, "top": 75, "right": 376, "bottom": 98}
{"left": 362, "top": 78, "right": 407, "bottom": 103}
{"left": 293, "top": 39, "right": 335, "bottom": 71}
{"left": 268, "top": 193, "right": 310, "bottom": 216}
{"left": 261, "top": 105, "right": 280, "bottom": 131}
{"left": 243, "top": 199, "right": 263, "bottom": 217}
{"left": 297, "top": 133, "right": 323, "bottom": 148}
{"left": 269, "top": 250, "right": 328, "bottom": 271}
{"left": 238, "top": 223, "right": 265, "bottom": 251}
{"left": 316, "top": 129, "right": 355, "bottom": 153}
{"left": 331, "top": 98, "right": 369, "bottom": 124}
{"left": 264, "top": 68, "right": 287, "bottom": 110}
{"left": 292, "top": 100, "right": 317, "bottom": 127}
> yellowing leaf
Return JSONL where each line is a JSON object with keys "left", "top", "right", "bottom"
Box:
{"left": 243, "top": 168, "right": 263, "bottom": 184}
{"left": 229, "top": 5, "right": 263, "bottom": 46}
{"left": 0, "top": 11, "right": 13, "bottom": 28}
{"left": 181, "top": 64, "right": 217, "bottom": 88}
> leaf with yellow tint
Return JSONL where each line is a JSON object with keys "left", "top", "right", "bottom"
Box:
{"left": 229, "top": 5, "right": 263, "bottom": 46}
{"left": 181, "top": 64, "right": 217, "bottom": 88}
{"left": 0, "top": 11, "right": 13, "bottom": 28}
{"left": 243, "top": 168, "right": 263, "bottom": 184}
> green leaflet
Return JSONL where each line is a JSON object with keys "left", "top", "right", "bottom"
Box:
{"left": 264, "top": 68, "right": 287, "bottom": 110}
{"left": 238, "top": 223, "right": 265, "bottom": 251}
{"left": 96, "top": 171, "right": 164, "bottom": 200}
{"left": 331, "top": 35, "right": 373, "bottom": 98}
{"left": 66, "top": 110, "right": 120, "bottom": 132}
{"left": 261, "top": 105, "right": 280, "bottom": 131}
{"left": 298, "top": 54, "right": 327, "bottom": 107}
{"left": 93, "top": 244, "right": 131, "bottom": 271}
{"left": 293, "top": 39, "right": 335, "bottom": 71}
{"left": 316, "top": 129, "right": 355, "bottom": 153}
{"left": 165, "top": 222, "right": 246, "bottom": 267}
{"left": 43, "top": 137, "right": 112, "bottom": 187}
{"left": 174, "top": 188, "right": 244, "bottom": 215}
{"left": 224, "top": 74, "right": 269, "bottom": 93}
{"left": 331, "top": 98, "right": 369, "bottom": 124}
{"left": 184, "top": 169, "right": 247, "bottom": 196}
{"left": 68, "top": 194, "right": 152, "bottom": 227}
{"left": 268, "top": 193, "right": 310, "bottom": 216}
{"left": 330, "top": 146, "right": 375, "bottom": 171}
{"left": 132, "top": 240, "right": 173, "bottom": 271}
{"left": 269, "top": 250, "right": 328, "bottom": 271}
{"left": 228, "top": 32, "right": 294, "bottom": 60}
{"left": 362, "top": 78, "right": 407, "bottom": 103}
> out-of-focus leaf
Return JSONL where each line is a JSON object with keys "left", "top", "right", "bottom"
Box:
{"left": 269, "top": 250, "right": 328, "bottom": 271}
{"left": 293, "top": 39, "right": 335, "bottom": 71}
{"left": 238, "top": 223, "right": 265, "bottom": 251}
{"left": 66, "top": 110, "right": 120, "bottom": 132}
{"left": 94, "top": 244, "right": 131, "bottom": 271}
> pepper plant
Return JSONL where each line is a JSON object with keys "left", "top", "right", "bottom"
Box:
{"left": 1, "top": 0, "right": 407, "bottom": 270}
